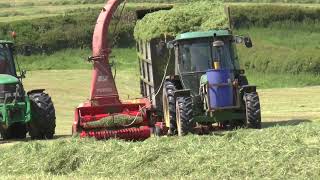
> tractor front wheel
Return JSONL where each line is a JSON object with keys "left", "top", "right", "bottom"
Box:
{"left": 28, "top": 92, "right": 56, "bottom": 139}
{"left": 163, "top": 81, "right": 177, "bottom": 135}
{"left": 176, "top": 97, "right": 194, "bottom": 136}
{"left": 244, "top": 92, "right": 262, "bottom": 129}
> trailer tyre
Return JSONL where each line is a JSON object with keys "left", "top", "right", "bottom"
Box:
{"left": 176, "top": 97, "right": 194, "bottom": 136}
{"left": 162, "top": 81, "right": 177, "bottom": 135}
{"left": 244, "top": 92, "right": 262, "bottom": 129}
{"left": 28, "top": 92, "right": 56, "bottom": 139}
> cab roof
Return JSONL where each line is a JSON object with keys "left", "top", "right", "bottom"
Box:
{"left": 175, "top": 29, "right": 231, "bottom": 41}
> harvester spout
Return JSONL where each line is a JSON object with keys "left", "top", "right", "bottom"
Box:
{"left": 90, "top": 0, "right": 125, "bottom": 106}
{"left": 73, "top": 0, "right": 152, "bottom": 141}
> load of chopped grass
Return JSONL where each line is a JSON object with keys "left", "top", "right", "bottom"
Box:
{"left": 0, "top": 122, "right": 319, "bottom": 179}
{"left": 83, "top": 114, "right": 143, "bottom": 128}
{"left": 134, "top": 0, "right": 229, "bottom": 40}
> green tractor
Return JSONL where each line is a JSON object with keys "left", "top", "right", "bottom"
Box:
{"left": 0, "top": 40, "right": 55, "bottom": 139}
{"left": 137, "top": 29, "right": 261, "bottom": 136}
{"left": 163, "top": 30, "right": 261, "bottom": 135}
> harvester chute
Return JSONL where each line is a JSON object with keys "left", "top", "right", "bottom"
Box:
{"left": 72, "top": 0, "right": 152, "bottom": 140}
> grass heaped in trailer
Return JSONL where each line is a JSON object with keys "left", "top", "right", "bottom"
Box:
{"left": 134, "top": 0, "right": 229, "bottom": 40}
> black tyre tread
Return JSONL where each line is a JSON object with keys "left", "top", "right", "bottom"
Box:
{"left": 176, "top": 97, "right": 193, "bottom": 136}
{"left": 28, "top": 92, "right": 56, "bottom": 139}
{"left": 163, "top": 81, "right": 177, "bottom": 134}
{"left": 0, "top": 124, "right": 27, "bottom": 140}
{"left": 10, "top": 123, "right": 27, "bottom": 139}
{"left": 244, "top": 92, "right": 261, "bottom": 129}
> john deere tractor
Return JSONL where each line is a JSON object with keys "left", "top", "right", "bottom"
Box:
{"left": 0, "top": 40, "right": 55, "bottom": 139}
{"left": 163, "top": 30, "right": 261, "bottom": 135}
{"left": 137, "top": 29, "right": 262, "bottom": 136}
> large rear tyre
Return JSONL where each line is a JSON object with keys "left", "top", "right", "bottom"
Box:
{"left": 176, "top": 97, "right": 194, "bottom": 136}
{"left": 244, "top": 92, "right": 262, "bottom": 129}
{"left": 28, "top": 92, "right": 56, "bottom": 139}
{"left": 0, "top": 123, "right": 27, "bottom": 140}
{"left": 162, "top": 81, "right": 177, "bottom": 135}
{"left": 10, "top": 123, "right": 27, "bottom": 139}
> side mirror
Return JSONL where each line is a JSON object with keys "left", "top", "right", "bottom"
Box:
{"left": 166, "top": 41, "right": 175, "bottom": 49}
{"left": 234, "top": 36, "right": 253, "bottom": 48}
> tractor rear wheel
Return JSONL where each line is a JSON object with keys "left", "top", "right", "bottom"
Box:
{"left": 162, "top": 81, "right": 177, "bottom": 135}
{"left": 0, "top": 123, "right": 27, "bottom": 139}
{"left": 28, "top": 92, "right": 56, "bottom": 139}
{"left": 9, "top": 123, "right": 27, "bottom": 139}
{"left": 244, "top": 92, "right": 261, "bottom": 129}
{"left": 176, "top": 97, "right": 194, "bottom": 136}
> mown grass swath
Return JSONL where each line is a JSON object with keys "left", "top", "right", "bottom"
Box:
{"left": 0, "top": 122, "right": 319, "bottom": 179}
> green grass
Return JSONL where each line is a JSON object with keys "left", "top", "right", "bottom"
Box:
{"left": 0, "top": 0, "right": 319, "bottom": 23}
{"left": 247, "top": 71, "right": 320, "bottom": 88}
{"left": 18, "top": 48, "right": 320, "bottom": 89}
{"left": 18, "top": 48, "right": 138, "bottom": 70}
{"left": 20, "top": 70, "right": 320, "bottom": 135}
{"left": 134, "top": 1, "right": 228, "bottom": 40}
{"left": 0, "top": 122, "right": 319, "bottom": 179}
{"left": 0, "top": 1, "right": 319, "bottom": 179}
{"left": 22, "top": 69, "right": 141, "bottom": 135}
{"left": 0, "top": 2, "right": 171, "bottom": 22}
{"left": 2, "top": 51, "right": 320, "bottom": 179}
{"left": 235, "top": 23, "right": 320, "bottom": 74}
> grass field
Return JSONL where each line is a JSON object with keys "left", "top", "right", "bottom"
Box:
{"left": 0, "top": 0, "right": 319, "bottom": 22}
{"left": 18, "top": 48, "right": 320, "bottom": 89}
{"left": 0, "top": 69, "right": 319, "bottom": 179}
{"left": 1, "top": 41, "right": 320, "bottom": 180}
{"left": 0, "top": 0, "right": 320, "bottom": 179}
{"left": 0, "top": 1, "right": 170, "bottom": 22}
{"left": 20, "top": 69, "right": 320, "bottom": 135}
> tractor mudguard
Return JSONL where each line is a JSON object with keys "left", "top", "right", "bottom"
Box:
{"left": 240, "top": 85, "right": 256, "bottom": 94}
{"left": 27, "top": 89, "right": 45, "bottom": 95}
{"left": 174, "top": 89, "right": 191, "bottom": 99}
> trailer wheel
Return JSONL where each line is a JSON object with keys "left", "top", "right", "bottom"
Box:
{"left": 162, "top": 81, "right": 177, "bottom": 135}
{"left": 244, "top": 92, "right": 262, "bottom": 129}
{"left": 28, "top": 92, "right": 56, "bottom": 139}
{"left": 176, "top": 97, "right": 194, "bottom": 136}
